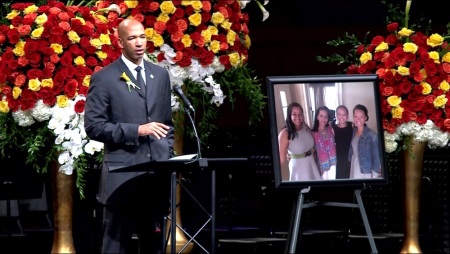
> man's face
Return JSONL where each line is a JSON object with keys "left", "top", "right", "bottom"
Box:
{"left": 118, "top": 22, "right": 147, "bottom": 65}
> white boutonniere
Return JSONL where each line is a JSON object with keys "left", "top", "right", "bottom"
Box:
{"left": 120, "top": 72, "right": 140, "bottom": 92}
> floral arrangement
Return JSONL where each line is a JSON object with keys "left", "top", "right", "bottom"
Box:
{"left": 317, "top": 0, "right": 450, "bottom": 153}
{"left": 0, "top": 0, "right": 268, "bottom": 197}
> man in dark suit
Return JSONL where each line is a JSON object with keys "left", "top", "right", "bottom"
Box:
{"left": 84, "top": 18, "right": 174, "bottom": 253}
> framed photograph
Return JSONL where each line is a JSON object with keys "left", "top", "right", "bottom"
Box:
{"left": 266, "top": 74, "right": 388, "bottom": 189}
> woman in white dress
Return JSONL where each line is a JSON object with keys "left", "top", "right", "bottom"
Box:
{"left": 278, "top": 102, "right": 321, "bottom": 181}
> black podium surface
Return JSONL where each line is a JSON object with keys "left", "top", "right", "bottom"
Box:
{"left": 113, "top": 157, "right": 248, "bottom": 253}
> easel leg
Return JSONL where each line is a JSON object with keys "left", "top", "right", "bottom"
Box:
{"left": 354, "top": 189, "right": 378, "bottom": 254}
{"left": 286, "top": 187, "right": 310, "bottom": 254}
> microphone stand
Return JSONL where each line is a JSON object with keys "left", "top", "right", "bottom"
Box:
{"left": 185, "top": 109, "right": 202, "bottom": 159}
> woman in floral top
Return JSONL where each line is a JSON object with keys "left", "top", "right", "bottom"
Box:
{"left": 311, "top": 106, "right": 337, "bottom": 179}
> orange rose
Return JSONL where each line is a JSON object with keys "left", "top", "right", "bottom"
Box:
{"left": 444, "top": 118, "right": 450, "bottom": 130}
{"left": 17, "top": 25, "right": 31, "bottom": 36}
{"left": 14, "top": 74, "right": 26, "bottom": 87}
{"left": 153, "top": 21, "right": 166, "bottom": 34}
{"left": 201, "top": 1, "right": 212, "bottom": 12}
{"left": 382, "top": 86, "right": 393, "bottom": 96}
{"left": 58, "top": 21, "right": 71, "bottom": 31}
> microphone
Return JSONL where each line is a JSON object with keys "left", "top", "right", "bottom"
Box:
{"left": 173, "top": 85, "right": 195, "bottom": 112}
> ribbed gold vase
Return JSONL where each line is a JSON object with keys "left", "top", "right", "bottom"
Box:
{"left": 400, "top": 136, "right": 425, "bottom": 254}
{"left": 51, "top": 163, "right": 76, "bottom": 253}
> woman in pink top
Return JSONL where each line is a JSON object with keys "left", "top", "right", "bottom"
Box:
{"left": 311, "top": 106, "right": 337, "bottom": 179}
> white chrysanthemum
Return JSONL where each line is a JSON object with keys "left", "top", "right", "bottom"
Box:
{"left": 31, "top": 99, "right": 53, "bottom": 122}
{"left": 12, "top": 109, "right": 35, "bottom": 126}
{"left": 211, "top": 56, "right": 225, "bottom": 73}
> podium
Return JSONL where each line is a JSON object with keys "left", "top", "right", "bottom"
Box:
{"left": 117, "top": 157, "right": 248, "bottom": 253}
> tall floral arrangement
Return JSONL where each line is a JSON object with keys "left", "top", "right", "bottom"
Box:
{"left": 317, "top": 0, "right": 450, "bottom": 153}
{"left": 0, "top": 0, "right": 268, "bottom": 197}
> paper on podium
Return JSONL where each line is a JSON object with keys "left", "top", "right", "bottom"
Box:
{"left": 169, "top": 154, "right": 197, "bottom": 160}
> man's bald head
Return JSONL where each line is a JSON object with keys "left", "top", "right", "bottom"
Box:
{"left": 117, "top": 19, "right": 144, "bottom": 39}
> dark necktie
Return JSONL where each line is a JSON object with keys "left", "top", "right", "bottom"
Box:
{"left": 135, "top": 66, "right": 145, "bottom": 91}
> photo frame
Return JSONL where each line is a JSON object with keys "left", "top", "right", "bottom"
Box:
{"left": 266, "top": 74, "right": 388, "bottom": 189}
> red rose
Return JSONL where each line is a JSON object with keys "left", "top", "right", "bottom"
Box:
{"left": 177, "top": 55, "right": 192, "bottom": 67}
{"left": 154, "top": 21, "right": 166, "bottom": 34}
{"left": 64, "top": 79, "right": 78, "bottom": 98}
{"left": 416, "top": 114, "right": 427, "bottom": 125}
{"left": 74, "top": 99, "right": 85, "bottom": 114}
{"left": 386, "top": 22, "right": 398, "bottom": 32}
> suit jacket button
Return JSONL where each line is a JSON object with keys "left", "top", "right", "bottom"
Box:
{"left": 147, "top": 154, "right": 151, "bottom": 158}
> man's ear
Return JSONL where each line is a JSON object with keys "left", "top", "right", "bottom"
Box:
{"left": 118, "top": 38, "right": 124, "bottom": 49}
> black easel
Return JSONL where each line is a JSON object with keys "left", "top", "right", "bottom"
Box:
{"left": 285, "top": 186, "right": 378, "bottom": 254}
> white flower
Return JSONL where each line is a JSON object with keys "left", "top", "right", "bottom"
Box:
{"left": 384, "top": 120, "right": 450, "bottom": 152}
{"left": 84, "top": 140, "right": 104, "bottom": 155}
{"left": 12, "top": 109, "right": 35, "bottom": 126}
{"left": 31, "top": 99, "right": 53, "bottom": 122}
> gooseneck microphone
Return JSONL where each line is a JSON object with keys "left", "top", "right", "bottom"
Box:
{"left": 172, "top": 85, "right": 195, "bottom": 112}
{"left": 172, "top": 84, "right": 202, "bottom": 159}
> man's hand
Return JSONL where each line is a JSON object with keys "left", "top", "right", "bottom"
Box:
{"left": 138, "top": 122, "right": 170, "bottom": 139}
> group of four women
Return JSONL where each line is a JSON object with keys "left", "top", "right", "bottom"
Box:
{"left": 278, "top": 102, "right": 382, "bottom": 181}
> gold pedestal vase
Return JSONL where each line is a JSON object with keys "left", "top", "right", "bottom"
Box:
{"left": 400, "top": 136, "right": 425, "bottom": 254}
{"left": 51, "top": 162, "right": 76, "bottom": 253}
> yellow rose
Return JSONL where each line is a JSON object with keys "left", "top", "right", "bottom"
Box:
{"left": 420, "top": 82, "right": 431, "bottom": 95}
{"left": 145, "top": 28, "right": 154, "bottom": 40}
{"left": 72, "top": 17, "right": 86, "bottom": 25}
{"left": 68, "top": 30, "right": 80, "bottom": 43}
{"left": 429, "top": 51, "right": 440, "bottom": 63}
{"left": 99, "top": 33, "right": 111, "bottom": 45}
{"left": 375, "top": 42, "right": 389, "bottom": 52}
{"left": 12, "top": 87, "right": 21, "bottom": 99}
{"left": 208, "top": 26, "right": 218, "bottom": 35}
{"left": 56, "top": 95, "right": 69, "bottom": 108}
{"left": 221, "top": 20, "right": 231, "bottom": 30}
{"left": 30, "top": 27, "right": 44, "bottom": 39}
{"left": 420, "top": 68, "right": 427, "bottom": 79}
{"left": 35, "top": 13, "right": 48, "bottom": 26}
{"left": 50, "top": 43, "right": 63, "bottom": 54}
{"left": 74, "top": 56, "right": 85, "bottom": 66}
{"left": 398, "top": 27, "right": 414, "bottom": 37}
{"left": 403, "top": 42, "right": 418, "bottom": 54}
{"left": 243, "top": 34, "right": 251, "bottom": 49}
{"left": 41, "top": 78, "right": 54, "bottom": 88}
{"left": 211, "top": 12, "right": 225, "bottom": 26}
{"left": 433, "top": 94, "right": 448, "bottom": 109}
{"left": 160, "top": 1, "right": 176, "bottom": 14}
{"left": 124, "top": 1, "right": 139, "bottom": 8}
{"left": 201, "top": 29, "right": 212, "bottom": 43}
{"left": 391, "top": 106, "right": 404, "bottom": 119}
{"left": 359, "top": 52, "right": 372, "bottom": 64}
{"left": 157, "top": 14, "right": 170, "bottom": 23}
{"left": 188, "top": 13, "right": 202, "bottom": 26}
{"left": 427, "top": 33, "right": 444, "bottom": 47}
{"left": 181, "top": 34, "right": 192, "bottom": 47}
{"left": 6, "top": 10, "right": 19, "bottom": 20}
{"left": 228, "top": 52, "right": 240, "bottom": 67}
{"left": 94, "top": 13, "right": 108, "bottom": 24}
{"left": 95, "top": 51, "right": 107, "bottom": 60}
{"left": 226, "top": 30, "right": 237, "bottom": 46}
{"left": 13, "top": 40, "right": 25, "bottom": 57}
{"left": 152, "top": 34, "right": 164, "bottom": 47}
{"left": 397, "top": 66, "right": 410, "bottom": 76}
{"left": 190, "top": 1, "right": 203, "bottom": 11}
{"left": 90, "top": 38, "right": 102, "bottom": 48}
{"left": 23, "top": 5, "right": 38, "bottom": 14}
{"left": 0, "top": 99, "right": 9, "bottom": 113}
{"left": 387, "top": 95, "right": 402, "bottom": 107}
{"left": 28, "top": 78, "right": 41, "bottom": 91}
{"left": 442, "top": 53, "right": 450, "bottom": 63}
{"left": 83, "top": 75, "right": 91, "bottom": 87}
{"left": 209, "top": 40, "right": 220, "bottom": 53}
{"left": 439, "top": 80, "right": 450, "bottom": 92}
